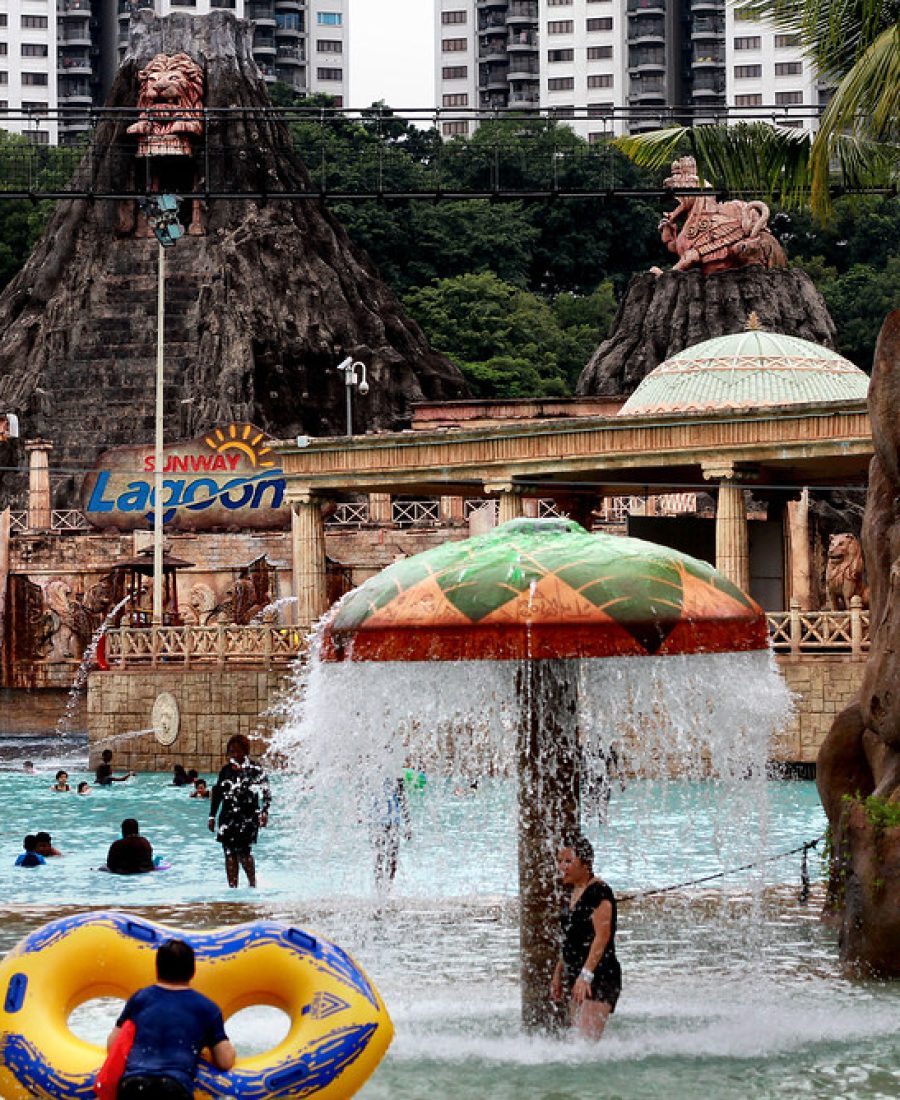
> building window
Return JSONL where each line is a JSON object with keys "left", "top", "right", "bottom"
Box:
{"left": 22, "top": 72, "right": 48, "bottom": 85}
{"left": 21, "top": 100, "right": 48, "bottom": 113}
{"left": 734, "top": 93, "right": 762, "bottom": 106}
{"left": 21, "top": 15, "right": 48, "bottom": 28}
{"left": 586, "top": 17, "right": 613, "bottom": 31}
{"left": 316, "top": 67, "right": 342, "bottom": 81}
{"left": 775, "top": 61, "right": 802, "bottom": 76}
{"left": 547, "top": 76, "right": 575, "bottom": 90}
{"left": 0, "top": 73, "right": 7, "bottom": 85}
{"left": 442, "top": 92, "right": 468, "bottom": 107}
{"left": 733, "top": 36, "right": 760, "bottom": 50}
{"left": 21, "top": 44, "right": 49, "bottom": 57}
{"left": 548, "top": 48, "right": 574, "bottom": 62}
{"left": 588, "top": 102, "right": 613, "bottom": 116}
{"left": 441, "top": 9, "right": 467, "bottom": 23}
{"left": 547, "top": 20, "right": 574, "bottom": 34}
{"left": 442, "top": 37, "right": 467, "bottom": 52}
{"left": 587, "top": 73, "right": 613, "bottom": 87}
{"left": 0, "top": 44, "right": 6, "bottom": 56}
{"left": 317, "top": 12, "right": 342, "bottom": 26}
{"left": 774, "top": 33, "right": 801, "bottom": 48}
{"left": 25, "top": 130, "right": 49, "bottom": 144}
{"left": 443, "top": 120, "right": 469, "bottom": 137}
{"left": 775, "top": 90, "right": 803, "bottom": 105}
{"left": 587, "top": 45, "right": 612, "bottom": 59}
{"left": 734, "top": 64, "right": 762, "bottom": 79}
{"left": 0, "top": 15, "right": 6, "bottom": 26}
{"left": 547, "top": 0, "right": 573, "bottom": 5}
{"left": 442, "top": 65, "right": 467, "bottom": 79}
{"left": 317, "top": 39, "right": 342, "bottom": 52}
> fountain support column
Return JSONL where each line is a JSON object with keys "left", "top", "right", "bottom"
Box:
{"left": 516, "top": 658, "right": 580, "bottom": 1032}
{"left": 25, "top": 439, "right": 53, "bottom": 530}
{"left": 486, "top": 481, "right": 525, "bottom": 525}
{"left": 291, "top": 491, "right": 329, "bottom": 630}
{"left": 705, "top": 464, "right": 750, "bottom": 594}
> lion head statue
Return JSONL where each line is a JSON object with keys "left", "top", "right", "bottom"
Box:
{"left": 127, "top": 52, "right": 204, "bottom": 156}
{"left": 825, "top": 533, "right": 868, "bottom": 611}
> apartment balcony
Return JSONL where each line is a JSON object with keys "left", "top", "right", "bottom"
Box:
{"left": 628, "top": 49, "right": 666, "bottom": 73}
{"left": 480, "top": 65, "right": 509, "bottom": 91}
{"left": 253, "top": 37, "right": 277, "bottom": 55}
{"left": 506, "top": 2, "right": 538, "bottom": 24}
{"left": 275, "top": 44, "right": 303, "bottom": 64}
{"left": 246, "top": 3, "right": 276, "bottom": 25}
{"left": 509, "top": 87, "right": 539, "bottom": 106}
{"left": 480, "top": 91, "right": 508, "bottom": 110}
{"left": 60, "top": 54, "right": 93, "bottom": 74}
{"left": 274, "top": 0, "right": 302, "bottom": 9}
{"left": 210, "top": 0, "right": 237, "bottom": 8}
{"left": 693, "top": 69, "right": 725, "bottom": 92}
{"left": 691, "top": 16, "right": 723, "bottom": 38}
{"left": 690, "top": 0, "right": 724, "bottom": 11}
{"left": 479, "top": 38, "right": 507, "bottom": 61}
{"left": 478, "top": 13, "right": 506, "bottom": 32}
{"left": 627, "top": 0, "right": 665, "bottom": 12}
{"left": 274, "top": 23, "right": 300, "bottom": 39}
{"left": 507, "top": 29, "right": 537, "bottom": 49}
{"left": 507, "top": 56, "right": 539, "bottom": 79}
{"left": 477, "top": 0, "right": 508, "bottom": 9}
{"left": 629, "top": 27, "right": 665, "bottom": 45}
{"left": 629, "top": 75, "right": 666, "bottom": 100}
{"left": 59, "top": 0, "right": 92, "bottom": 12}
{"left": 692, "top": 48, "right": 725, "bottom": 67}
{"left": 61, "top": 28, "right": 92, "bottom": 46}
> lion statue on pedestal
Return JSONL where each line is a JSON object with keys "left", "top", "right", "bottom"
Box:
{"left": 824, "top": 532, "right": 868, "bottom": 610}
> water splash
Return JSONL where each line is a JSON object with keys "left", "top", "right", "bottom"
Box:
{"left": 249, "top": 596, "right": 298, "bottom": 625}
{"left": 54, "top": 594, "right": 133, "bottom": 738}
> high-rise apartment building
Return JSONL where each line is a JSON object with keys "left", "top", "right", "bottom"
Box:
{"left": 435, "top": 0, "right": 817, "bottom": 141}
{"left": 0, "top": 0, "right": 349, "bottom": 146}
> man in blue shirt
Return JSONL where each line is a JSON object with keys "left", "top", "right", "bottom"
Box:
{"left": 108, "top": 939, "right": 235, "bottom": 1099}
{"left": 15, "top": 835, "right": 46, "bottom": 868}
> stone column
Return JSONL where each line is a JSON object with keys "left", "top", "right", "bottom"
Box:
{"left": 368, "top": 492, "right": 392, "bottom": 526}
{"left": 439, "top": 495, "right": 465, "bottom": 526}
{"left": 486, "top": 481, "right": 525, "bottom": 525}
{"left": 0, "top": 507, "right": 9, "bottom": 640}
{"left": 704, "top": 463, "right": 750, "bottom": 594}
{"left": 786, "top": 488, "right": 812, "bottom": 610}
{"left": 25, "top": 439, "right": 53, "bottom": 530}
{"left": 291, "top": 492, "right": 329, "bottom": 630}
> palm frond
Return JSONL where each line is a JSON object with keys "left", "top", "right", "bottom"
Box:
{"left": 614, "top": 123, "right": 812, "bottom": 206}
{"left": 809, "top": 23, "right": 900, "bottom": 216}
{"left": 737, "top": 0, "right": 899, "bottom": 76}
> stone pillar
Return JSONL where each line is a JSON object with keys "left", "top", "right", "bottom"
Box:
{"left": 704, "top": 463, "right": 750, "bottom": 594}
{"left": 25, "top": 439, "right": 53, "bottom": 530}
{"left": 786, "top": 489, "right": 812, "bottom": 610}
{"left": 439, "top": 495, "right": 465, "bottom": 526}
{"left": 486, "top": 481, "right": 525, "bottom": 525}
{"left": 523, "top": 498, "right": 540, "bottom": 519}
{"left": 368, "top": 492, "right": 392, "bottom": 526}
{"left": 291, "top": 492, "right": 329, "bottom": 630}
{"left": 0, "top": 507, "right": 9, "bottom": 640}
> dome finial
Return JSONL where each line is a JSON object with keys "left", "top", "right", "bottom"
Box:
{"left": 745, "top": 311, "right": 763, "bottom": 331}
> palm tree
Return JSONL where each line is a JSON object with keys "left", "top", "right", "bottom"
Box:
{"left": 616, "top": 0, "right": 899, "bottom": 218}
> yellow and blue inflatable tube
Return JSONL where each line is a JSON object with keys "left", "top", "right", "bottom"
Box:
{"left": 0, "top": 910, "right": 393, "bottom": 1099}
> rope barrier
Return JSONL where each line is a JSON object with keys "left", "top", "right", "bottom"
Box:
{"left": 619, "top": 835, "right": 824, "bottom": 904}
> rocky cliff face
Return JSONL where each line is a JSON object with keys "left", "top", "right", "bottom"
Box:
{"left": 576, "top": 267, "right": 838, "bottom": 396}
{"left": 0, "top": 12, "right": 467, "bottom": 508}
{"left": 817, "top": 310, "right": 900, "bottom": 976}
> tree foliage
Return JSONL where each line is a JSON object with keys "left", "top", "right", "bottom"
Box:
{"left": 403, "top": 273, "right": 616, "bottom": 398}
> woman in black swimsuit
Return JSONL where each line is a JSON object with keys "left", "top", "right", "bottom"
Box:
{"left": 550, "top": 834, "right": 621, "bottom": 1040}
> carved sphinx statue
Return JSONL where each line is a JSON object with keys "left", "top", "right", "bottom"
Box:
{"left": 652, "top": 156, "right": 788, "bottom": 276}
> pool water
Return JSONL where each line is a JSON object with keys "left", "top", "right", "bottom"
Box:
{"left": 1, "top": 765, "right": 898, "bottom": 1100}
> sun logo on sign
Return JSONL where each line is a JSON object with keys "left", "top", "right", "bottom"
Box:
{"left": 204, "top": 423, "right": 277, "bottom": 469}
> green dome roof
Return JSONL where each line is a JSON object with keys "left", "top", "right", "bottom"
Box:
{"left": 618, "top": 329, "right": 869, "bottom": 416}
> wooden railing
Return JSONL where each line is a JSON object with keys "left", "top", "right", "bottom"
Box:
{"left": 100, "top": 603, "right": 869, "bottom": 669}
{"left": 103, "top": 624, "right": 306, "bottom": 668}
{"left": 766, "top": 599, "right": 869, "bottom": 655}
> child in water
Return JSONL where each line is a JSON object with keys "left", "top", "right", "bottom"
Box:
{"left": 50, "top": 770, "right": 71, "bottom": 792}
{"left": 15, "top": 835, "right": 46, "bottom": 868}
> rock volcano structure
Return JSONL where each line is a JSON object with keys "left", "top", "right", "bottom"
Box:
{"left": 818, "top": 310, "right": 900, "bottom": 977}
{"left": 0, "top": 12, "right": 467, "bottom": 508}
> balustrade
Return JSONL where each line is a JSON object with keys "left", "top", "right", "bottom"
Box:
{"left": 766, "top": 599, "right": 869, "bottom": 655}
{"left": 104, "top": 624, "right": 305, "bottom": 668}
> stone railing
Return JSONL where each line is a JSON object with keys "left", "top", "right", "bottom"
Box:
{"left": 8, "top": 509, "right": 91, "bottom": 533}
{"left": 103, "top": 624, "right": 306, "bottom": 668}
{"left": 767, "top": 599, "right": 869, "bottom": 655}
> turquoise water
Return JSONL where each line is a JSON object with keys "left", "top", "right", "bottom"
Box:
{"left": 1, "top": 760, "right": 898, "bottom": 1099}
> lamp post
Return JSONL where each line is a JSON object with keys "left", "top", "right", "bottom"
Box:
{"left": 138, "top": 195, "right": 184, "bottom": 626}
{"left": 335, "top": 356, "right": 369, "bottom": 437}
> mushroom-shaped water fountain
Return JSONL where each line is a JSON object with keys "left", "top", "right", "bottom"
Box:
{"left": 280, "top": 518, "right": 791, "bottom": 1031}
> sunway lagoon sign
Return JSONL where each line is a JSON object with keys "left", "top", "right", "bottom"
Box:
{"left": 80, "top": 423, "right": 290, "bottom": 531}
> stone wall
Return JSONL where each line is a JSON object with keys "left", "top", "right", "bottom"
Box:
{"left": 774, "top": 655, "right": 866, "bottom": 763}
{"left": 87, "top": 653, "right": 865, "bottom": 773}
{"left": 86, "top": 666, "right": 294, "bottom": 773}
